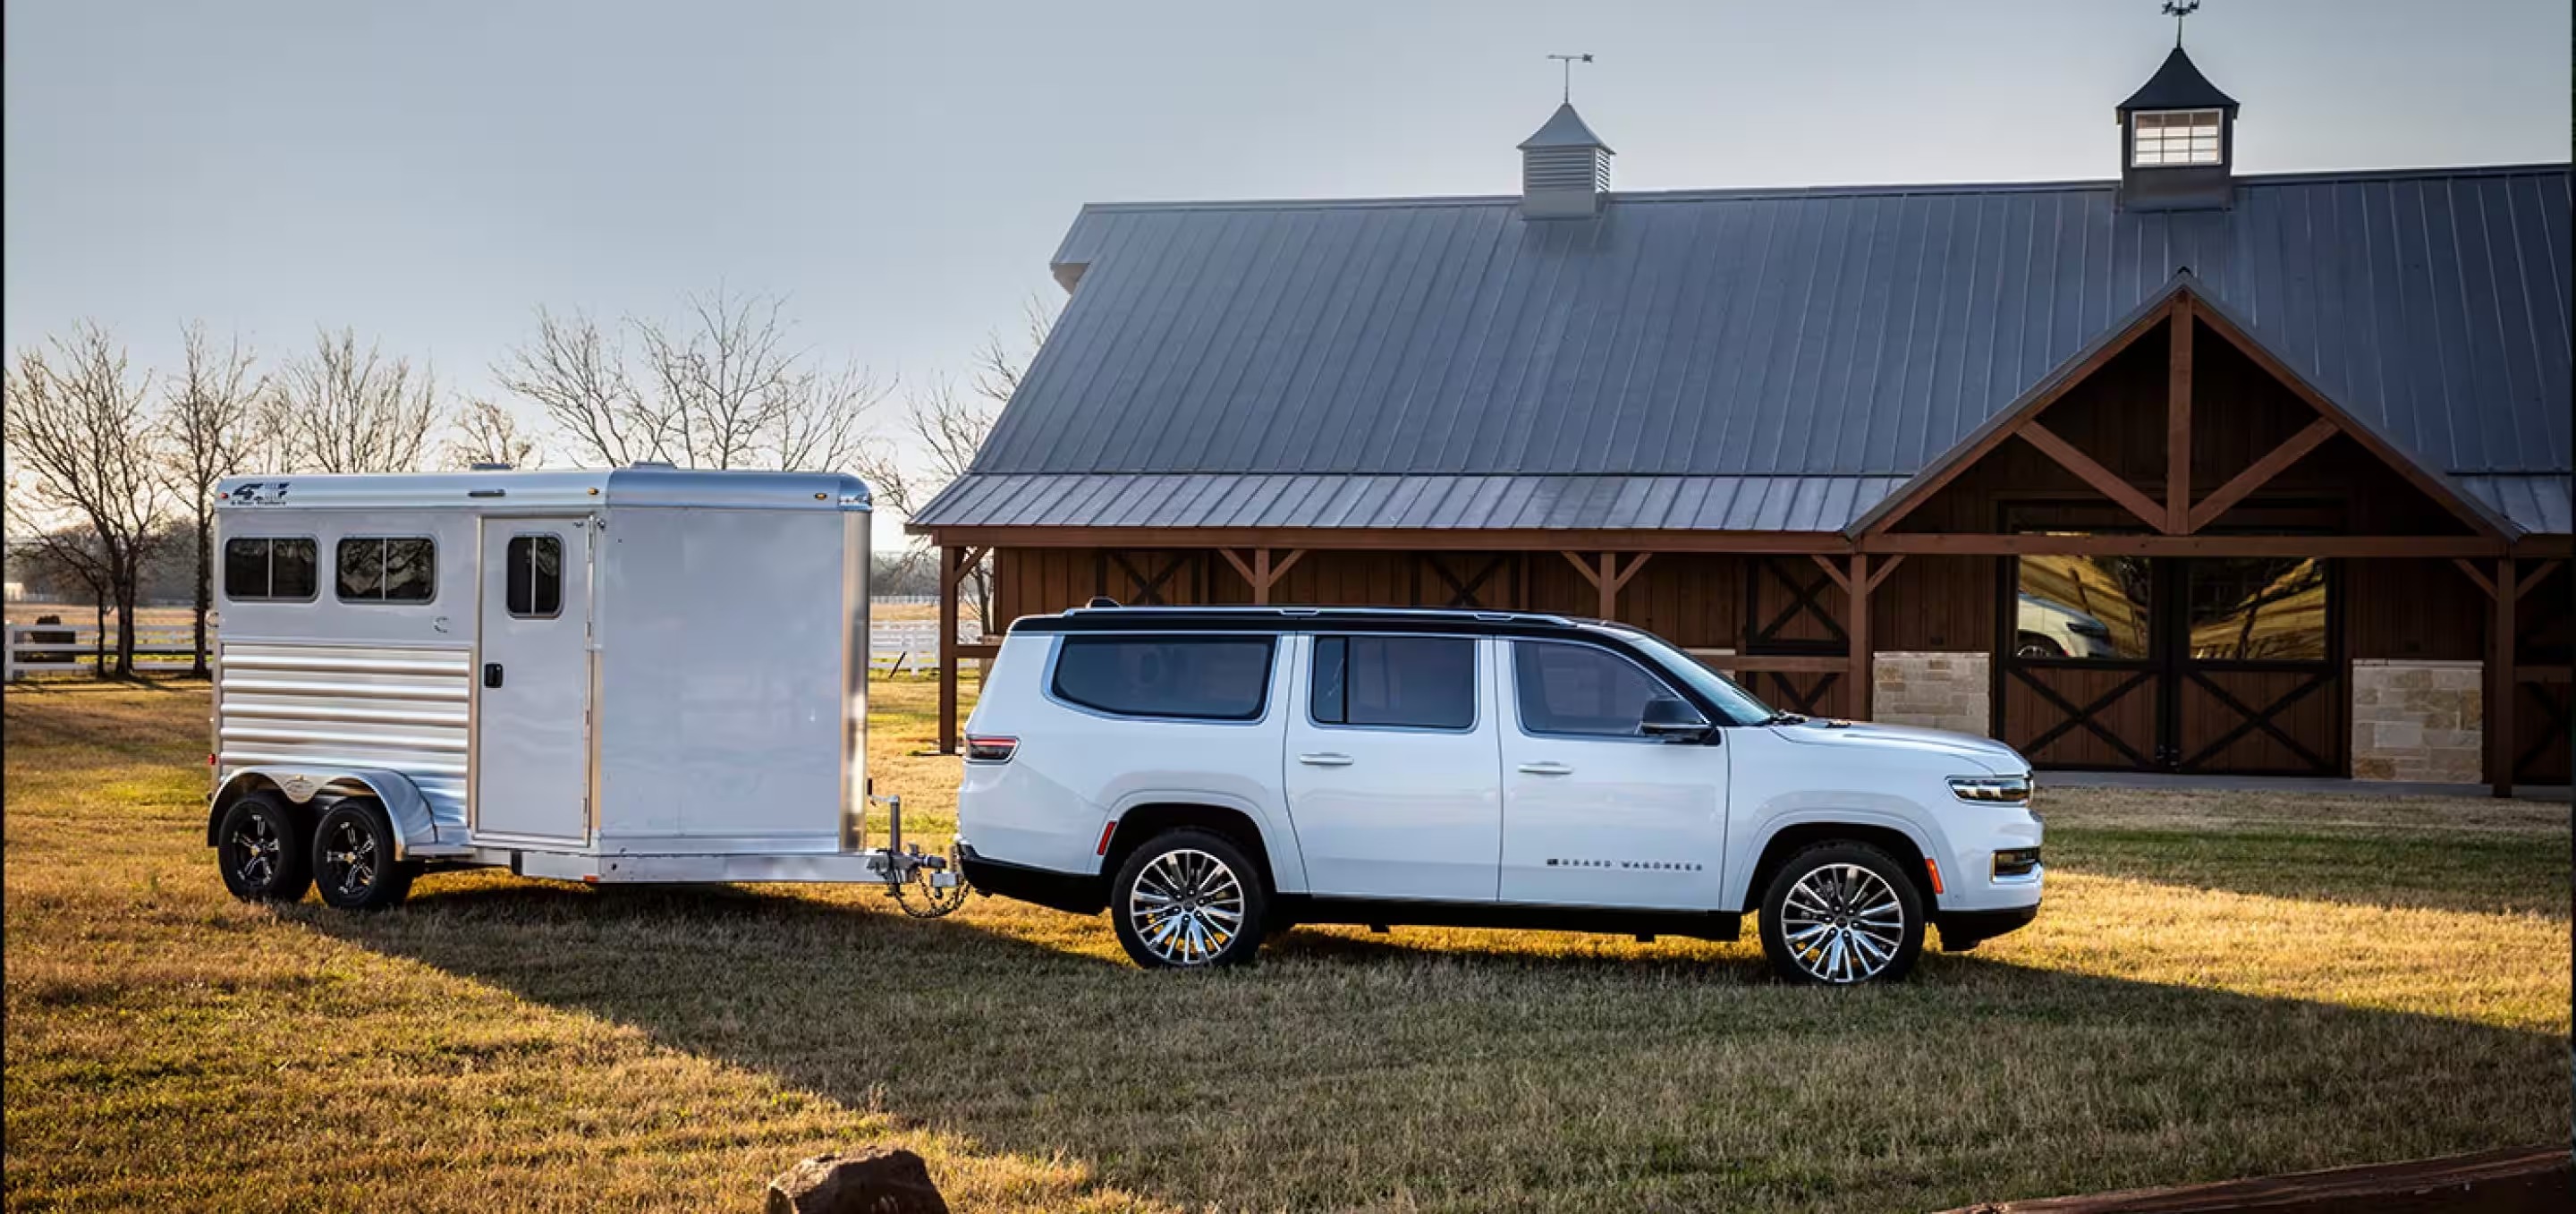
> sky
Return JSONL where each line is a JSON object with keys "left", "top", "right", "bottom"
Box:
{"left": 5, "top": 0, "right": 2568, "bottom": 539}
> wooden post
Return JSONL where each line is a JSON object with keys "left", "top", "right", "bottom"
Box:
{"left": 937, "top": 544, "right": 962, "bottom": 756}
{"left": 1597, "top": 553, "right": 1616, "bottom": 620}
{"left": 2166, "top": 298, "right": 2193, "bottom": 534}
{"left": 2489, "top": 556, "right": 2515, "bottom": 798}
{"left": 1847, "top": 552, "right": 1872, "bottom": 721}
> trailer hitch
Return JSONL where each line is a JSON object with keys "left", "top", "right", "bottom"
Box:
{"left": 860, "top": 794, "right": 971, "bottom": 918}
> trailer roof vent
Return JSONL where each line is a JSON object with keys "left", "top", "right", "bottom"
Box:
{"left": 469, "top": 462, "right": 513, "bottom": 471}
{"left": 628, "top": 460, "right": 677, "bottom": 470}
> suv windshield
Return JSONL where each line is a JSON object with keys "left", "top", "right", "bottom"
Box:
{"left": 1605, "top": 626, "right": 1778, "bottom": 726}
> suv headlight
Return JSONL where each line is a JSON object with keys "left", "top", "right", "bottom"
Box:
{"left": 1948, "top": 774, "right": 2032, "bottom": 804}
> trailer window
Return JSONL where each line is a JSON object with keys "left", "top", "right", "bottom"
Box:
{"left": 1309, "top": 635, "right": 1476, "bottom": 731}
{"left": 504, "top": 535, "right": 562, "bottom": 618}
{"left": 223, "top": 538, "right": 318, "bottom": 601}
{"left": 336, "top": 537, "right": 436, "bottom": 604}
{"left": 1052, "top": 635, "right": 1274, "bottom": 721}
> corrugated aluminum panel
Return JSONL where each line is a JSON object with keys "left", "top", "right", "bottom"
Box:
{"left": 942, "top": 165, "right": 2571, "bottom": 537}
{"left": 914, "top": 473, "right": 1904, "bottom": 532}
{"left": 2457, "top": 475, "right": 2574, "bottom": 536}
{"left": 216, "top": 642, "right": 473, "bottom": 828}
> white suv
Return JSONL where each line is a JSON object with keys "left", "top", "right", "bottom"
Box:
{"left": 956, "top": 607, "right": 2042, "bottom": 984}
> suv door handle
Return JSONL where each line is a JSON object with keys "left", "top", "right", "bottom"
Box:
{"left": 1297, "top": 752, "right": 1353, "bottom": 767}
{"left": 1517, "top": 761, "right": 1574, "bottom": 776}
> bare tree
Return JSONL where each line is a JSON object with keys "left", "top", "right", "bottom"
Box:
{"left": 445, "top": 397, "right": 544, "bottom": 470}
{"left": 852, "top": 293, "right": 1058, "bottom": 632}
{"left": 267, "top": 327, "right": 444, "bottom": 473}
{"left": 3, "top": 325, "right": 174, "bottom": 676}
{"left": 157, "top": 324, "right": 265, "bottom": 675}
{"left": 498, "top": 287, "right": 889, "bottom": 472}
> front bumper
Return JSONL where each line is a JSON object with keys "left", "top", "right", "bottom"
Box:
{"left": 1934, "top": 902, "right": 2040, "bottom": 952}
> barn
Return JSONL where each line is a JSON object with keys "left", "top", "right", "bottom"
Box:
{"left": 911, "top": 44, "right": 2573, "bottom": 794}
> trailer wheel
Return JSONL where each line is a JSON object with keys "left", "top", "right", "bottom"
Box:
{"left": 311, "top": 801, "right": 416, "bottom": 912}
{"left": 1109, "top": 828, "right": 1268, "bottom": 970}
{"left": 216, "top": 793, "right": 311, "bottom": 902}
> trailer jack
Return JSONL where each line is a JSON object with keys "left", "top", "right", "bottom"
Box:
{"left": 861, "top": 794, "right": 971, "bottom": 918}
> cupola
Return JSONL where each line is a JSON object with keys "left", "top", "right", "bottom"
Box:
{"left": 1519, "top": 102, "right": 1613, "bottom": 219}
{"left": 2115, "top": 44, "right": 2240, "bottom": 212}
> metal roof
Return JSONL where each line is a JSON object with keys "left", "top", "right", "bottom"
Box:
{"left": 2117, "top": 47, "right": 2241, "bottom": 115}
{"left": 918, "top": 473, "right": 1904, "bottom": 533}
{"left": 919, "top": 164, "right": 2572, "bottom": 535}
{"left": 216, "top": 466, "right": 873, "bottom": 514}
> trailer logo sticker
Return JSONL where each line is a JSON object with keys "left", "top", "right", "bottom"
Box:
{"left": 225, "top": 480, "right": 292, "bottom": 505}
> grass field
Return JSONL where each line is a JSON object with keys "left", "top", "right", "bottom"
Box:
{"left": 4, "top": 680, "right": 2567, "bottom": 1212}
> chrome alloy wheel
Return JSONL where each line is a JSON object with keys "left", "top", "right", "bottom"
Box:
{"left": 319, "top": 819, "right": 379, "bottom": 902}
{"left": 1776, "top": 862, "right": 1906, "bottom": 984}
{"left": 230, "top": 816, "right": 284, "bottom": 889}
{"left": 1125, "top": 847, "right": 1247, "bottom": 966}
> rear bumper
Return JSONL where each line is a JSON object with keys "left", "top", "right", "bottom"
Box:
{"left": 958, "top": 845, "right": 1105, "bottom": 916}
{"left": 1935, "top": 902, "right": 2040, "bottom": 952}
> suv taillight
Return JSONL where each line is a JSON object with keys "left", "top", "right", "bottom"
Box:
{"left": 964, "top": 734, "right": 1019, "bottom": 763}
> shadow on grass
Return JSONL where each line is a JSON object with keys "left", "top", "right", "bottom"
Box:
{"left": 297, "top": 874, "right": 2570, "bottom": 1213}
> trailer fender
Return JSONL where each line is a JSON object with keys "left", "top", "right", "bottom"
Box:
{"left": 208, "top": 767, "right": 441, "bottom": 862}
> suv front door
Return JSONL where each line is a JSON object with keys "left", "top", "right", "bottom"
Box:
{"left": 1283, "top": 633, "right": 1501, "bottom": 902}
{"left": 1498, "top": 639, "right": 1729, "bottom": 910}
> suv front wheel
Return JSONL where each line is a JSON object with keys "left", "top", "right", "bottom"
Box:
{"left": 1758, "top": 842, "right": 1925, "bottom": 985}
{"left": 1109, "top": 828, "right": 1268, "bottom": 970}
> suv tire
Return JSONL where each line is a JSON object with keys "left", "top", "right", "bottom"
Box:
{"left": 216, "top": 793, "right": 312, "bottom": 903}
{"left": 1109, "top": 828, "right": 1268, "bottom": 970}
{"left": 1758, "top": 841, "right": 1925, "bottom": 985}
{"left": 311, "top": 801, "right": 417, "bottom": 912}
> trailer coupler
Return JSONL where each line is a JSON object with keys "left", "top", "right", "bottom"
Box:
{"left": 861, "top": 794, "right": 971, "bottom": 918}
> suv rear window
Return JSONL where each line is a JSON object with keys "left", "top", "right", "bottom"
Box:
{"left": 1310, "top": 635, "right": 1476, "bottom": 730}
{"left": 1052, "top": 635, "right": 1275, "bottom": 721}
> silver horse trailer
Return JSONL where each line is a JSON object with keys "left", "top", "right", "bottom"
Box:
{"left": 205, "top": 464, "right": 960, "bottom": 913}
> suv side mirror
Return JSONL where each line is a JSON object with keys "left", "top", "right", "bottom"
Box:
{"left": 1639, "top": 695, "right": 1713, "bottom": 742}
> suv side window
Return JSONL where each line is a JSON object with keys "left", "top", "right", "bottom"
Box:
{"left": 1512, "top": 640, "right": 1680, "bottom": 738}
{"left": 1052, "top": 635, "right": 1275, "bottom": 721}
{"left": 1309, "top": 635, "right": 1476, "bottom": 731}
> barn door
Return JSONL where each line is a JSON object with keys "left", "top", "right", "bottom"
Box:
{"left": 1741, "top": 556, "right": 1845, "bottom": 717}
{"left": 2001, "top": 554, "right": 2340, "bottom": 775}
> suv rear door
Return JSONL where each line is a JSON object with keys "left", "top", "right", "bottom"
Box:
{"left": 1283, "top": 632, "right": 1501, "bottom": 902}
{"left": 1498, "top": 639, "right": 1729, "bottom": 910}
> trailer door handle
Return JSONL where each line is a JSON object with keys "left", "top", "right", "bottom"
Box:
{"left": 483, "top": 662, "right": 504, "bottom": 689}
{"left": 1297, "top": 752, "right": 1353, "bottom": 767}
{"left": 1518, "top": 761, "right": 1574, "bottom": 776}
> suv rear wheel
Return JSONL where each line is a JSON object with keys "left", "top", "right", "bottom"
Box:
{"left": 1109, "top": 828, "right": 1267, "bottom": 970}
{"left": 1758, "top": 841, "right": 1924, "bottom": 985}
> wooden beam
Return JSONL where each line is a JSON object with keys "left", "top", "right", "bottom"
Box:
{"left": 1717, "top": 654, "right": 1852, "bottom": 674}
{"left": 1808, "top": 553, "right": 1852, "bottom": 594}
{"left": 1847, "top": 553, "right": 1872, "bottom": 721}
{"left": 2514, "top": 559, "right": 2561, "bottom": 599}
{"left": 1253, "top": 548, "right": 1273, "bottom": 605}
{"left": 2490, "top": 556, "right": 2515, "bottom": 797}
{"left": 1561, "top": 549, "right": 1603, "bottom": 587}
{"left": 937, "top": 545, "right": 962, "bottom": 756}
{"left": 1607, "top": 551, "right": 1653, "bottom": 595}
{"left": 2017, "top": 420, "right": 2173, "bottom": 532}
{"left": 1864, "top": 553, "right": 1906, "bottom": 596}
{"left": 1597, "top": 553, "right": 1617, "bottom": 620}
{"left": 1216, "top": 548, "right": 1257, "bottom": 588}
{"left": 2186, "top": 417, "right": 2339, "bottom": 532}
{"left": 2191, "top": 297, "right": 2511, "bottom": 540}
{"left": 2166, "top": 298, "right": 2193, "bottom": 534}
{"left": 1267, "top": 548, "right": 1307, "bottom": 583}
{"left": 1857, "top": 297, "right": 2177, "bottom": 537}
{"left": 2452, "top": 557, "right": 2499, "bottom": 599}
{"left": 1868, "top": 534, "right": 2505, "bottom": 558}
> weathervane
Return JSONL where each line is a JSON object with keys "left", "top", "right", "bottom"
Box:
{"left": 2163, "top": 1, "right": 2200, "bottom": 48}
{"left": 1546, "top": 52, "right": 1594, "bottom": 103}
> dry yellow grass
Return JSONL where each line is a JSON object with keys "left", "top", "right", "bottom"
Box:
{"left": 4, "top": 681, "right": 2567, "bottom": 1212}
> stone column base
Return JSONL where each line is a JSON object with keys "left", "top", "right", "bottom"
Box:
{"left": 2351, "top": 659, "right": 2482, "bottom": 782}
{"left": 1873, "top": 652, "right": 1992, "bottom": 737}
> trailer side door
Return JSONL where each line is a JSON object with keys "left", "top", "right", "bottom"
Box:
{"left": 472, "top": 517, "right": 591, "bottom": 843}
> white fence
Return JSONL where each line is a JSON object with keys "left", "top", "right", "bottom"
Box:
{"left": 4, "top": 624, "right": 202, "bottom": 680}
{"left": 7, "top": 620, "right": 985, "bottom": 681}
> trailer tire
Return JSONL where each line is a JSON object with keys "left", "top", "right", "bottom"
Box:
{"left": 1109, "top": 828, "right": 1268, "bottom": 970}
{"left": 311, "top": 800, "right": 415, "bottom": 912}
{"left": 216, "top": 793, "right": 312, "bottom": 903}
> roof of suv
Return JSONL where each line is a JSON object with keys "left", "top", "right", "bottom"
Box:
{"left": 1006, "top": 605, "right": 1616, "bottom": 638}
